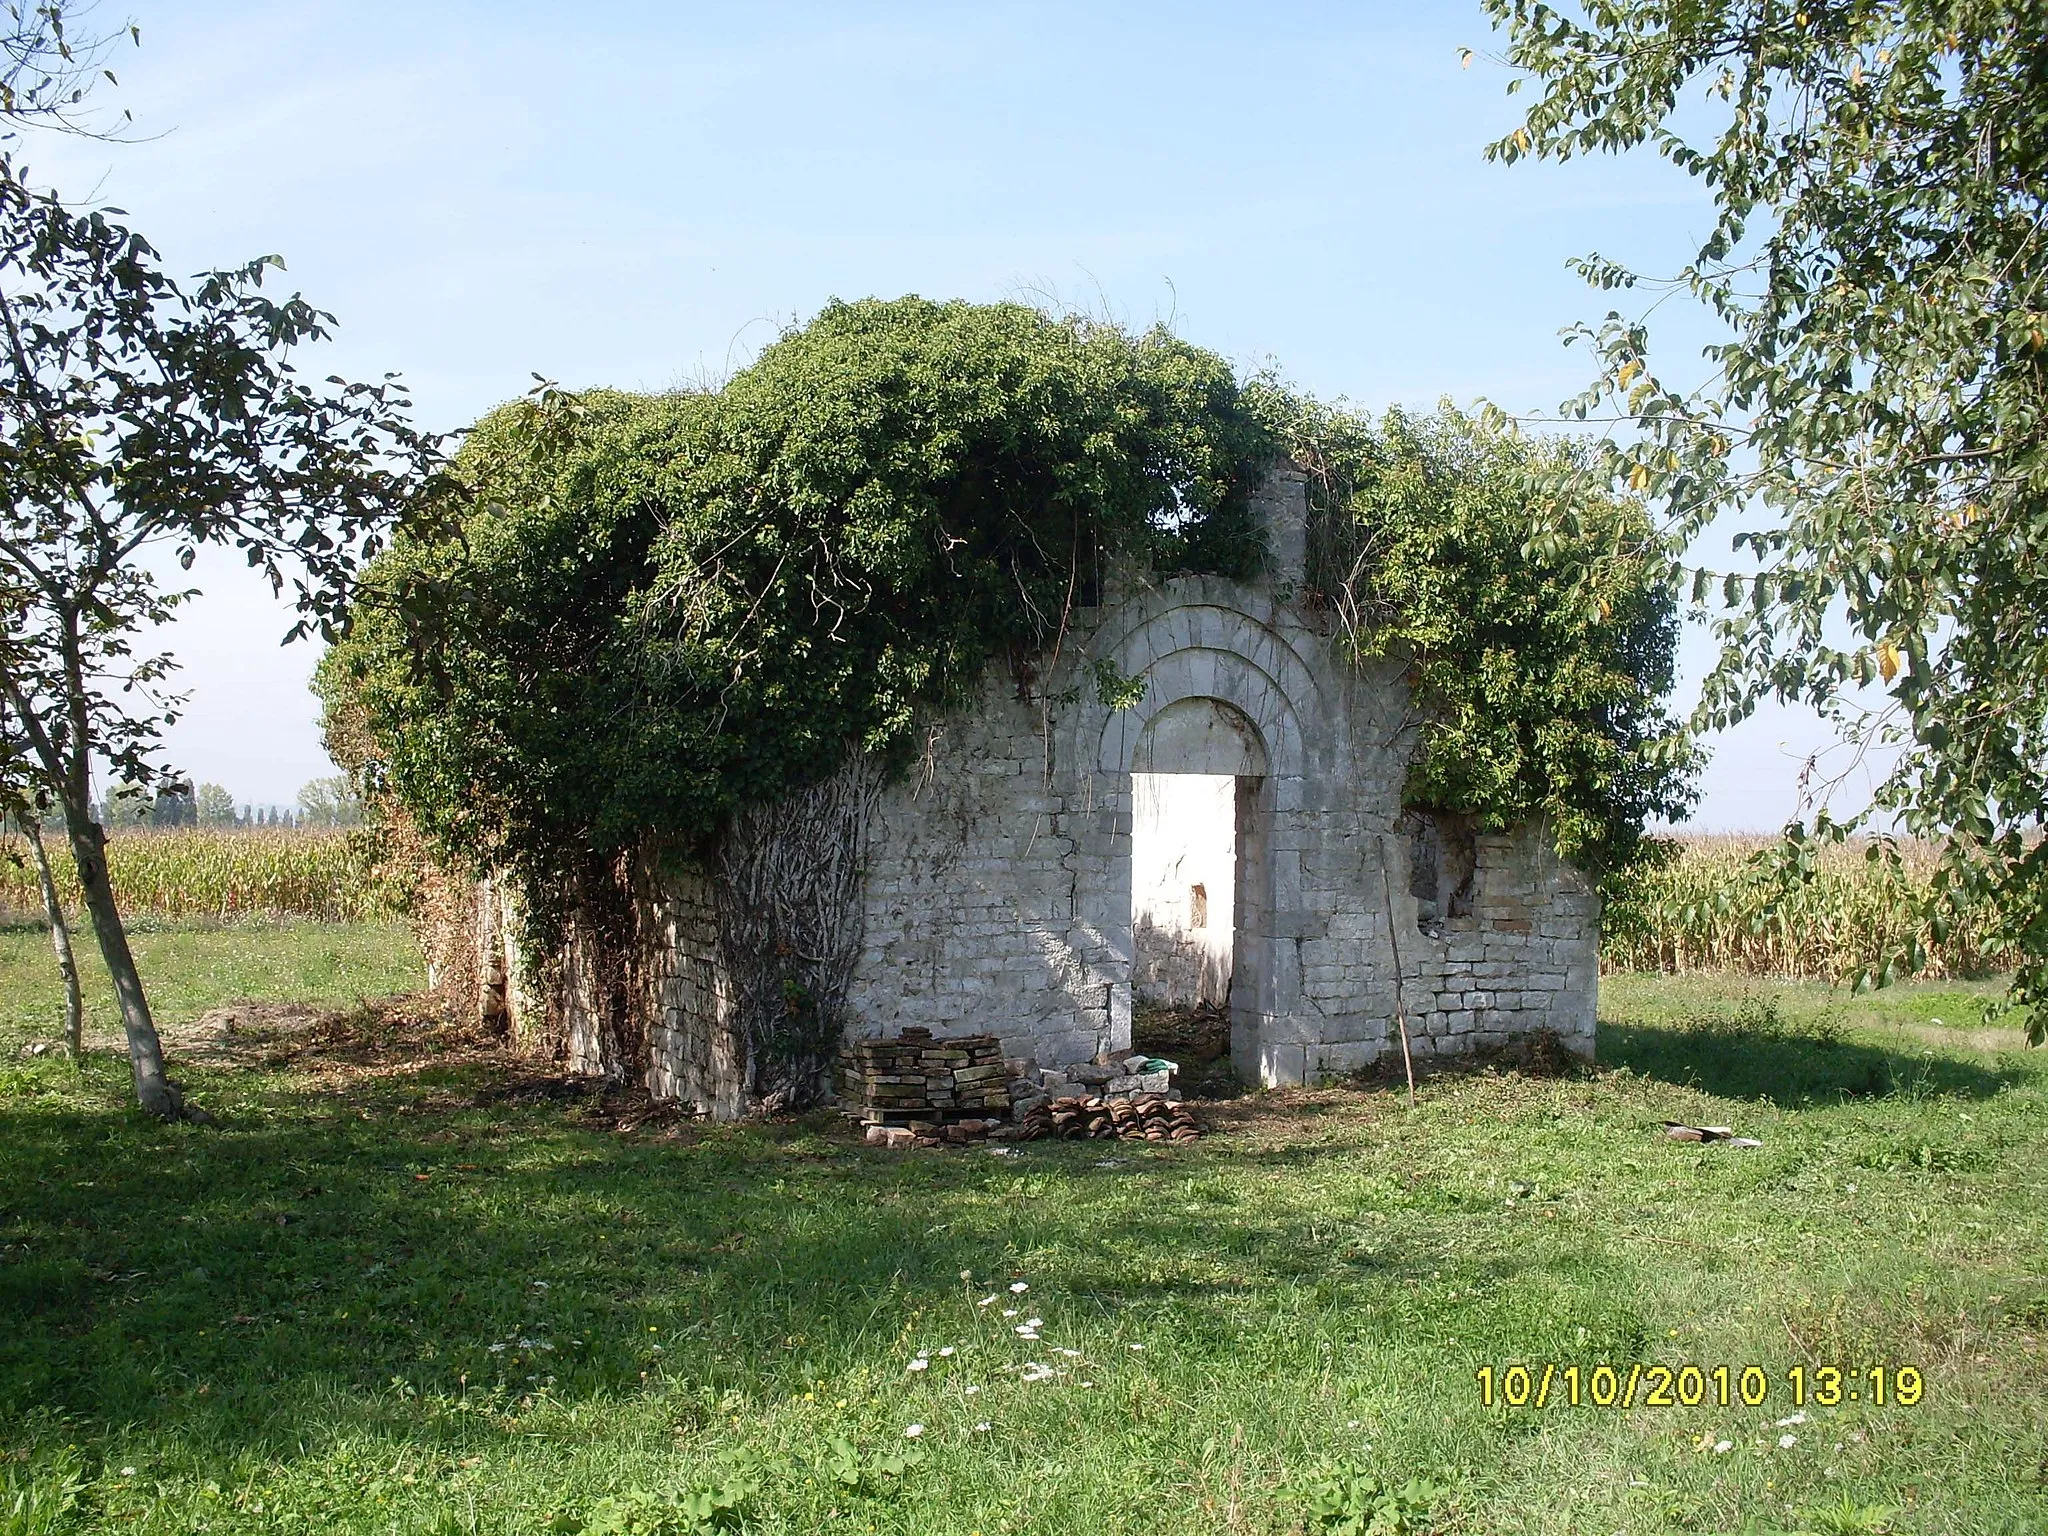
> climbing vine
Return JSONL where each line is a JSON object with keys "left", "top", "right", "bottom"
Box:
{"left": 321, "top": 301, "right": 1693, "bottom": 1091}
{"left": 1255, "top": 391, "right": 1698, "bottom": 877}
{"left": 322, "top": 299, "right": 1272, "bottom": 910}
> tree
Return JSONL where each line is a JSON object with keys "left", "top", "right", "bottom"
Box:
{"left": 100, "top": 784, "right": 148, "bottom": 828}
{"left": 1479, "top": 1, "right": 2048, "bottom": 1037}
{"left": 2, "top": 697, "right": 80, "bottom": 1059}
{"left": 296, "top": 774, "right": 361, "bottom": 828}
{"left": 148, "top": 783, "right": 195, "bottom": 828}
{"left": 0, "top": 2, "right": 138, "bottom": 139}
{"left": 194, "top": 781, "right": 235, "bottom": 826}
{"left": 0, "top": 164, "right": 436, "bottom": 1118}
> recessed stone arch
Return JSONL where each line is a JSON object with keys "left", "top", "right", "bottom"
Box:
{"left": 1094, "top": 599, "right": 1326, "bottom": 782}
{"left": 1130, "top": 696, "right": 1268, "bottom": 777}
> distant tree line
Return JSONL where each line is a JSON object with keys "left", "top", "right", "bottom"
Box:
{"left": 3, "top": 775, "right": 363, "bottom": 832}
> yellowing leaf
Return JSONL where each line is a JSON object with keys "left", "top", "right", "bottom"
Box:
{"left": 1628, "top": 463, "right": 1649, "bottom": 491}
{"left": 1617, "top": 359, "right": 1642, "bottom": 388}
{"left": 1458, "top": 47, "right": 1473, "bottom": 69}
{"left": 1513, "top": 127, "right": 1531, "bottom": 153}
{"left": 1877, "top": 641, "right": 1901, "bottom": 683}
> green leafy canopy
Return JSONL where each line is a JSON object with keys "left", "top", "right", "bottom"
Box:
{"left": 1481, "top": 1, "right": 2048, "bottom": 1036}
{"left": 323, "top": 297, "right": 1688, "bottom": 915}
{"left": 1267, "top": 393, "right": 1696, "bottom": 876}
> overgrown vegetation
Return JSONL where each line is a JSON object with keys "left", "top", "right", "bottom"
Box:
{"left": 321, "top": 300, "right": 1274, "bottom": 909}
{"left": 1, "top": 924, "right": 2040, "bottom": 1533}
{"left": 320, "top": 303, "right": 1691, "bottom": 1085}
{"left": 1268, "top": 398, "right": 1695, "bottom": 877}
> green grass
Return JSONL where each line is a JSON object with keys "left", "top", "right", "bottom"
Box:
{"left": 0, "top": 917, "right": 423, "bottom": 1045}
{"left": 1, "top": 926, "right": 2044, "bottom": 1534}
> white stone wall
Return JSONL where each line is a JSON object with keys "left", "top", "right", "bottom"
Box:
{"left": 834, "top": 470, "right": 1601, "bottom": 1083}
{"left": 845, "top": 692, "right": 1121, "bottom": 1069}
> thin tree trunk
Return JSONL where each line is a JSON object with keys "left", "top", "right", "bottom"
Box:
{"left": 63, "top": 810, "right": 180, "bottom": 1118}
{"left": 6, "top": 633, "right": 189, "bottom": 1119}
{"left": 22, "top": 817, "right": 82, "bottom": 1061}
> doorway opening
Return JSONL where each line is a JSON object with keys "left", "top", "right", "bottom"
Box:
{"left": 1129, "top": 771, "right": 1241, "bottom": 1094}
{"left": 1131, "top": 772, "right": 1235, "bottom": 1008}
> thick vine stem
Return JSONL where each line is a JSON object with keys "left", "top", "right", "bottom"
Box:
{"left": 716, "top": 752, "right": 882, "bottom": 1113}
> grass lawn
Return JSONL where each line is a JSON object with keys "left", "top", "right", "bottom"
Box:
{"left": 1, "top": 923, "right": 2043, "bottom": 1534}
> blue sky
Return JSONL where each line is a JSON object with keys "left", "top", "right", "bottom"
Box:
{"left": 32, "top": 0, "right": 1885, "bottom": 826}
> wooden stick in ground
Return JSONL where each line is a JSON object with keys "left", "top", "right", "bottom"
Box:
{"left": 1378, "top": 853, "right": 1417, "bottom": 1109}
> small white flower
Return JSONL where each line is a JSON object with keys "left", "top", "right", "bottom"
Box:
{"left": 1128, "top": 1343, "right": 1145, "bottom": 1352}
{"left": 1015, "top": 1327, "right": 1039, "bottom": 1340}
{"left": 1055, "top": 1347, "right": 1082, "bottom": 1358}
{"left": 1713, "top": 1440, "right": 1733, "bottom": 1454}
{"left": 1846, "top": 1183, "right": 1858, "bottom": 1193}
{"left": 1025, "top": 1317, "right": 1042, "bottom": 1327}
{"left": 1020, "top": 1362, "right": 1055, "bottom": 1382}
{"left": 904, "top": 1423, "right": 924, "bottom": 1438}
{"left": 974, "top": 1421, "right": 992, "bottom": 1432}
{"left": 1776, "top": 1411, "right": 1807, "bottom": 1427}
{"left": 1002, "top": 1308, "right": 1019, "bottom": 1318}
{"left": 938, "top": 1346, "right": 956, "bottom": 1357}
{"left": 1346, "top": 1420, "right": 1361, "bottom": 1429}
{"left": 977, "top": 1294, "right": 998, "bottom": 1307}
{"left": 531, "top": 1280, "right": 549, "bottom": 1289}
{"left": 120, "top": 1468, "right": 135, "bottom": 1478}
{"left": 959, "top": 1269, "right": 973, "bottom": 1280}
{"left": 907, "top": 1358, "right": 930, "bottom": 1372}
{"left": 1079, "top": 1380, "right": 1094, "bottom": 1387}
{"left": 1779, "top": 1433, "right": 1798, "bottom": 1449}
{"left": 964, "top": 1384, "right": 980, "bottom": 1395}
{"left": 1010, "top": 1281, "right": 1029, "bottom": 1293}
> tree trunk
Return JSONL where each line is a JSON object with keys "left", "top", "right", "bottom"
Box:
{"left": 63, "top": 811, "right": 180, "bottom": 1118}
{"left": 23, "top": 818, "right": 82, "bottom": 1061}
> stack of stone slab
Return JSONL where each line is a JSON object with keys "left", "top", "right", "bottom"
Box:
{"left": 837, "top": 1026, "right": 1011, "bottom": 1125}
{"left": 1033, "top": 1053, "right": 1176, "bottom": 1101}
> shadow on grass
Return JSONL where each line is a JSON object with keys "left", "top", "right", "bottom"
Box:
{"left": 0, "top": 1043, "right": 1596, "bottom": 1474}
{"left": 1601, "top": 1019, "right": 2023, "bottom": 1106}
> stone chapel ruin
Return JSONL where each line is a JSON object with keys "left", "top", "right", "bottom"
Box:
{"left": 468, "top": 464, "right": 1600, "bottom": 1116}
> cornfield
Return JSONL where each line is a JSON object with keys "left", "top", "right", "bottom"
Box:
{"left": 0, "top": 825, "right": 2016, "bottom": 983}
{"left": 1601, "top": 834, "right": 2016, "bottom": 980}
{"left": 0, "top": 827, "right": 407, "bottom": 925}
